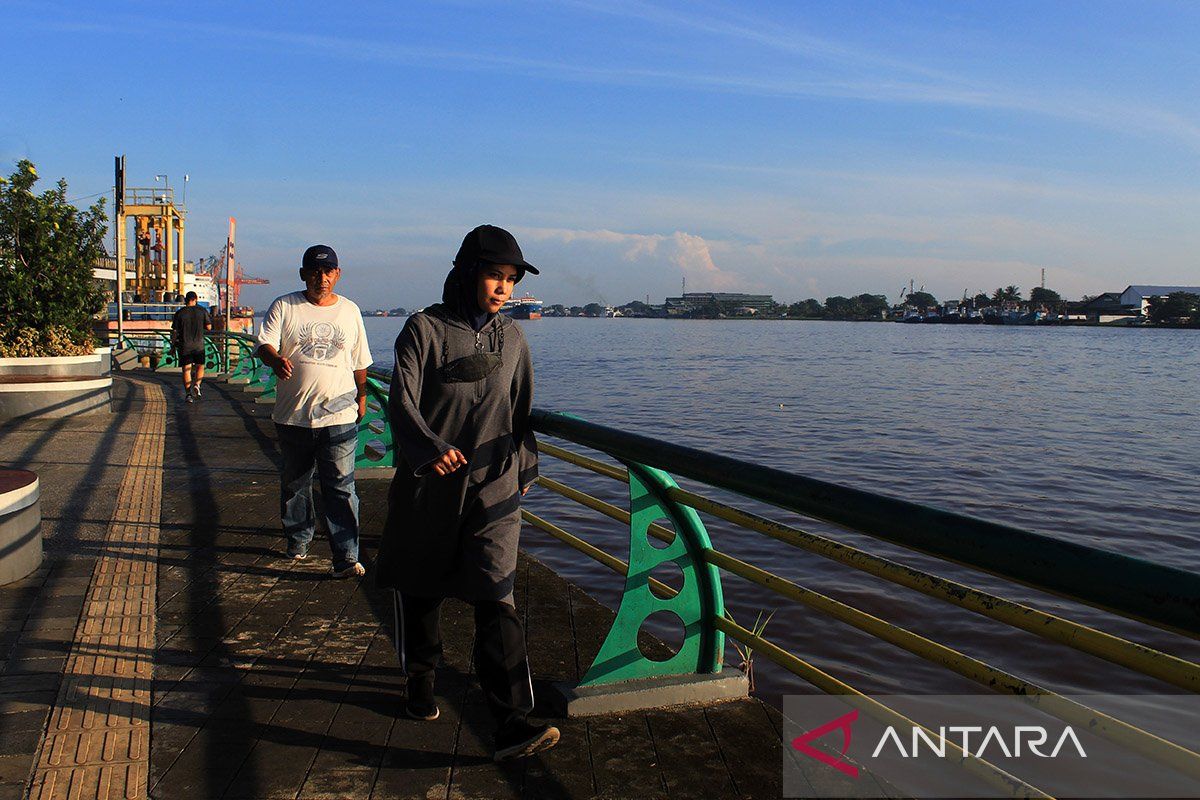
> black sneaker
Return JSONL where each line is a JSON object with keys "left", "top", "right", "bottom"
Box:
{"left": 405, "top": 677, "right": 439, "bottom": 721}
{"left": 404, "top": 698, "right": 440, "bottom": 721}
{"left": 494, "top": 720, "right": 560, "bottom": 762}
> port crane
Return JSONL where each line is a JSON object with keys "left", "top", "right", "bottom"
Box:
{"left": 195, "top": 218, "right": 268, "bottom": 314}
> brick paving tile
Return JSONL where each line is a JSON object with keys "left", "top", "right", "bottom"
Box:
{"left": 25, "top": 382, "right": 165, "bottom": 799}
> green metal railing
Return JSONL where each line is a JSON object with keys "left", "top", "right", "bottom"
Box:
{"left": 112, "top": 330, "right": 233, "bottom": 374}
{"left": 116, "top": 332, "right": 1200, "bottom": 796}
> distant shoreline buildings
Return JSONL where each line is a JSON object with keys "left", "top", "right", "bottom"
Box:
{"left": 359, "top": 283, "right": 1200, "bottom": 327}
{"left": 663, "top": 292, "right": 775, "bottom": 317}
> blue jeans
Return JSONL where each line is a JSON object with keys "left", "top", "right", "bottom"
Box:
{"left": 276, "top": 422, "right": 360, "bottom": 569}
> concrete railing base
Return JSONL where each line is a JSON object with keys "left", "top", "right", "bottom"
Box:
{"left": 557, "top": 668, "right": 749, "bottom": 717}
{"left": 113, "top": 347, "right": 140, "bottom": 370}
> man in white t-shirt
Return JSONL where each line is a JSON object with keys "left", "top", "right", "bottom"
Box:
{"left": 257, "top": 244, "right": 372, "bottom": 578}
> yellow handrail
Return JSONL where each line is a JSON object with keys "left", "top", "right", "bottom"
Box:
{"left": 528, "top": 473, "right": 1200, "bottom": 780}
{"left": 535, "top": 442, "right": 1200, "bottom": 692}
{"left": 522, "top": 507, "right": 1052, "bottom": 799}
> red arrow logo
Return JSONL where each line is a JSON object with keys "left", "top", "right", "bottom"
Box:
{"left": 792, "top": 709, "right": 860, "bottom": 778}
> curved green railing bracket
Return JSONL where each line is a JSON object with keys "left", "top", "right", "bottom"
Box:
{"left": 226, "top": 334, "right": 261, "bottom": 381}
{"left": 578, "top": 460, "right": 725, "bottom": 687}
{"left": 155, "top": 332, "right": 179, "bottom": 370}
{"left": 355, "top": 375, "right": 396, "bottom": 468}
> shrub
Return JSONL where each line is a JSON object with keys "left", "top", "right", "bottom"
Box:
{"left": 0, "top": 160, "right": 108, "bottom": 356}
{"left": 0, "top": 326, "right": 96, "bottom": 358}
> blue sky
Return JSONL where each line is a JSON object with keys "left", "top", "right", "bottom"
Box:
{"left": 3, "top": 0, "right": 1198, "bottom": 309}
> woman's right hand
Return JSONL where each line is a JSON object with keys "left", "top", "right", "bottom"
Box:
{"left": 431, "top": 449, "right": 468, "bottom": 476}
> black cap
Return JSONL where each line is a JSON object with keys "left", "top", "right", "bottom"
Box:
{"left": 453, "top": 225, "right": 539, "bottom": 275}
{"left": 302, "top": 244, "right": 339, "bottom": 270}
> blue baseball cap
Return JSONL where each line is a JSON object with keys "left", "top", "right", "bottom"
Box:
{"left": 302, "top": 244, "right": 339, "bottom": 270}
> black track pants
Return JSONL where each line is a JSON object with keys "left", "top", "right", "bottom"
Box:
{"left": 393, "top": 591, "right": 533, "bottom": 729}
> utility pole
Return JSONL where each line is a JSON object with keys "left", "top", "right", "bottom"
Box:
{"left": 1041, "top": 268, "right": 1046, "bottom": 289}
{"left": 114, "top": 155, "right": 125, "bottom": 345}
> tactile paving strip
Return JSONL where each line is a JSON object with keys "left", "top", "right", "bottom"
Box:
{"left": 29, "top": 382, "right": 165, "bottom": 800}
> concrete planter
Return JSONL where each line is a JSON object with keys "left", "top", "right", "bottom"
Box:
{"left": 0, "top": 349, "right": 113, "bottom": 421}
{"left": 0, "top": 469, "right": 41, "bottom": 585}
{"left": 0, "top": 376, "right": 112, "bottom": 420}
{"left": 0, "top": 347, "right": 110, "bottom": 378}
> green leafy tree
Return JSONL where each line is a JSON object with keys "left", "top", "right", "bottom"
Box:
{"left": 788, "top": 298, "right": 823, "bottom": 318}
{"left": 583, "top": 302, "right": 605, "bottom": 317}
{"left": 854, "top": 293, "right": 890, "bottom": 318}
{"left": 992, "top": 285, "right": 1022, "bottom": 304}
{"left": 619, "top": 300, "right": 653, "bottom": 317}
{"left": 824, "top": 296, "right": 855, "bottom": 318}
{"left": 905, "top": 291, "right": 938, "bottom": 310}
{"left": 971, "top": 292, "right": 992, "bottom": 308}
{"left": 0, "top": 160, "right": 107, "bottom": 355}
{"left": 1146, "top": 292, "right": 1200, "bottom": 326}
{"left": 1030, "top": 287, "right": 1062, "bottom": 307}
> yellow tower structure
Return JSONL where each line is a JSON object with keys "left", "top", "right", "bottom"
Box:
{"left": 113, "top": 156, "right": 186, "bottom": 301}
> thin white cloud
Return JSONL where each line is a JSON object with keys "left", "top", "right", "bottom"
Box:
{"left": 556, "top": 0, "right": 970, "bottom": 83}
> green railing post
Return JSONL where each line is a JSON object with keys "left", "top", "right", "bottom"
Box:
{"left": 226, "top": 335, "right": 259, "bottom": 382}
{"left": 204, "top": 336, "right": 225, "bottom": 372}
{"left": 355, "top": 374, "right": 395, "bottom": 469}
{"left": 156, "top": 332, "right": 178, "bottom": 370}
{"left": 579, "top": 460, "right": 725, "bottom": 686}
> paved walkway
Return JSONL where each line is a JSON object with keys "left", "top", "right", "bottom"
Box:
{"left": 1, "top": 372, "right": 786, "bottom": 799}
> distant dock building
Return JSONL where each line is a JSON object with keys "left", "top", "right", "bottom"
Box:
{"left": 1077, "top": 284, "right": 1200, "bottom": 324}
{"left": 1118, "top": 285, "right": 1200, "bottom": 314}
{"left": 664, "top": 292, "right": 775, "bottom": 316}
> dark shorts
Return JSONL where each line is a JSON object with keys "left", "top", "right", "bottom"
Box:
{"left": 179, "top": 350, "right": 206, "bottom": 366}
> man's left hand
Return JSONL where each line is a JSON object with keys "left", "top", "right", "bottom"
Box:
{"left": 356, "top": 394, "right": 367, "bottom": 423}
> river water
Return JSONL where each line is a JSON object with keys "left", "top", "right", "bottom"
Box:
{"left": 363, "top": 317, "right": 1199, "bottom": 703}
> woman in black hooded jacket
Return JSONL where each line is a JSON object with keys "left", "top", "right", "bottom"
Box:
{"left": 376, "top": 225, "right": 558, "bottom": 761}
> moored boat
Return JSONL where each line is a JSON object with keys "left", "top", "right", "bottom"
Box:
{"left": 501, "top": 295, "right": 543, "bottom": 320}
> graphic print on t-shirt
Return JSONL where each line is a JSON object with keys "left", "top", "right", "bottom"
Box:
{"left": 298, "top": 321, "right": 346, "bottom": 361}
